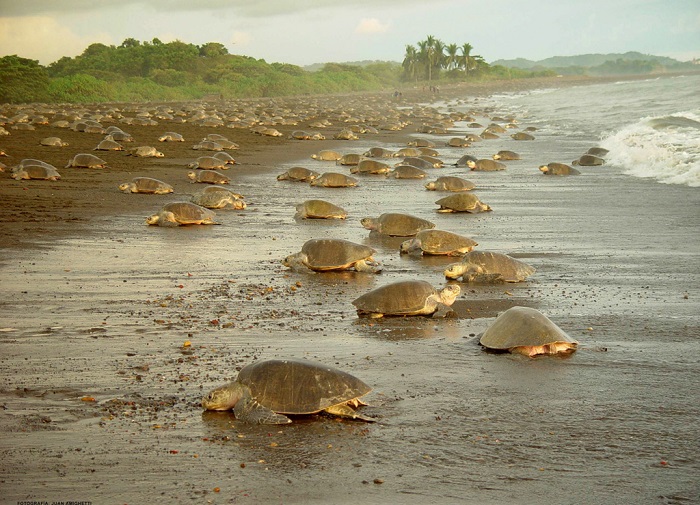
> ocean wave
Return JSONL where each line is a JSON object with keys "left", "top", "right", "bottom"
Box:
{"left": 601, "top": 111, "right": 700, "bottom": 187}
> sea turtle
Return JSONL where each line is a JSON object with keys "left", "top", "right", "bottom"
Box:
{"left": 283, "top": 239, "right": 380, "bottom": 273}
{"left": 146, "top": 202, "right": 218, "bottom": 226}
{"left": 11, "top": 164, "right": 61, "bottom": 181}
{"left": 467, "top": 159, "right": 506, "bottom": 172}
{"left": 158, "top": 132, "right": 185, "bottom": 142}
{"left": 484, "top": 123, "right": 507, "bottom": 134}
{"left": 290, "top": 130, "right": 313, "bottom": 140}
{"left": 351, "top": 159, "right": 391, "bottom": 175}
{"left": 360, "top": 212, "right": 435, "bottom": 237}
{"left": 187, "top": 156, "right": 228, "bottom": 170}
{"left": 480, "top": 130, "right": 500, "bottom": 140}
{"left": 311, "top": 150, "right": 342, "bottom": 161}
{"left": 119, "top": 177, "right": 174, "bottom": 194}
{"left": 295, "top": 199, "right": 347, "bottom": 219}
{"left": 191, "top": 186, "right": 246, "bottom": 209}
{"left": 511, "top": 132, "right": 535, "bottom": 141}
{"left": 212, "top": 152, "right": 236, "bottom": 165}
{"left": 187, "top": 170, "right": 230, "bottom": 184}
{"left": 400, "top": 229, "right": 478, "bottom": 256}
{"left": 364, "top": 147, "right": 395, "bottom": 158}
{"left": 334, "top": 129, "right": 359, "bottom": 140}
{"left": 408, "top": 138, "right": 436, "bottom": 148}
{"left": 258, "top": 128, "right": 283, "bottom": 137}
{"left": 107, "top": 131, "right": 133, "bottom": 142}
{"left": 65, "top": 153, "right": 108, "bottom": 168}
{"left": 277, "top": 167, "right": 320, "bottom": 182}
{"left": 479, "top": 306, "right": 578, "bottom": 357}
{"left": 127, "top": 146, "right": 164, "bottom": 158}
{"left": 394, "top": 147, "right": 422, "bottom": 158}
{"left": 435, "top": 193, "right": 491, "bottom": 213}
{"left": 493, "top": 150, "right": 520, "bottom": 161}
{"left": 192, "top": 140, "right": 224, "bottom": 151}
{"left": 352, "top": 280, "right": 461, "bottom": 318}
{"left": 40, "top": 137, "right": 68, "bottom": 147}
{"left": 539, "top": 163, "right": 580, "bottom": 176}
{"left": 453, "top": 154, "right": 478, "bottom": 167}
{"left": 444, "top": 251, "right": 535, "bottom": 282}
{"left": 425, "top": 176, "right": 476, "bottom": 192}
{"left": 309, "top": 172, "right": 358, "bottom": 188}
{"left": 201, "top": 358, "right": 373, "bottom": 424}
{"left": 573, "top": 154, "right": 604, "bottom": 166}
{"left": 337, "top": 153, "right": 363, "bottom": 166}
{"left": 390, "top": 165, "right": 428, "bottom": 179}
{"left": 13, "top": 159, "right": 55, "bottom": 170}
{"left": 94, "top": 139, "right": 124, "bottom": 151}
{"left": 464, "top": 134, "right": 482, "bottom": 143}
{"left": 586, "top": 147, "right": 609, "bottom": 157}
{"left": 400, "top": 157, "right": 436, "bottom": 171}
{"left": 446, "top": 137, "right": 471, "bottom": 148}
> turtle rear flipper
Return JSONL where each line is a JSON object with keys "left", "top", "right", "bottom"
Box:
{"left": 324, "top": 403, "right": 375, "bottom": 422}
{"left": 234, "top": 397, "right": 291, "bottom": 424}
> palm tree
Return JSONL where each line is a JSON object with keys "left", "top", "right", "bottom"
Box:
{"left": 417, "top": 40, "right": 429, "bottom": 81}
{"left": 402, "top": 44, "right": 419, "bottom": 82}
{"left": 445, "top": 43, "right": 459, "bottom": 71}
{"left": 460, "top": 43, "right": 474, "bottom": 77}
{"left": 432, "top": 39, "right": 445, "bottom": 78}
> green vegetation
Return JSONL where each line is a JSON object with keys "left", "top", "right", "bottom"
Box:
{"left": 0, "top": 39, "right": 693, "bottom": 104}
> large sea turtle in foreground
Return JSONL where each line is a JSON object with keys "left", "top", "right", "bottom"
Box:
{"left": 352, "top": 280, "right": 460, "bottom": 318}
{"left": 11, "top": 164, "right": 61, "bottom": 181}
{"left": 479, "top": 306, "right": 578, "bottom": 357}
{"left": 202, "top": 358, "right": 373, "bottom": 424}
{"left": 146, "top": 202, "right": 218, "bottom": 226}
{"left": 400, "top": 229, "right": 478, "bottom": 256}
{"left": 361, "top": 212, "right": 435, "bottom": 236}
{"left": 283, "top": 239, "right": 381, "bottom": 273}
{"left": 444, "top": 251, "right": 535, "bottom": 282}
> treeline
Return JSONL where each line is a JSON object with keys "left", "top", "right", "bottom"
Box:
{"left": 2, "top": 37, "right": 553, "bottom": 104}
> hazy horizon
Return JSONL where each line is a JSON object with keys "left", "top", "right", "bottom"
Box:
{"left": 1, "top": 0, "right": 698, "bottom": 67}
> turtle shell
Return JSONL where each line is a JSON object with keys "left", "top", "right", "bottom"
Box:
{"left": 425, "top": 176, "right": 475, "bottom": 192}
{"left": 300, "top": 239, "right": 375, "bottom": 270}
{"left": 391, "top": 165, "right": 427, "bottom": 179}
{"left": 364, "top": 213, "right": 435, "bottom": 236}
{"left": 296, "top": 200, "right": 347, "bottom": 219}
{"left": 337, "top": 154, "right": 363, "bottom": 166}
{"left": 410, "top": 229, "right": 478, "bottom": 255}
{"left": 162, "top": 202, "right": 215, "bottom": 223}
{"left": 311, "top": 150, "right": 342, "bottom": 161}
{"left": 192, "top": 187, "right": 245, "bottom": 209}
{"left": 124, "top": 177, "right": 173, "bottom": 193}
{"left": 435, "top": 193, "right": 491, "bottom": 213}
{"left": 352, "top": 159, "right": 390, "bottom": 174}
{"left": 310, "top": 172, "right": 357, "bottom": 187}
{"left": 454, "top": 251, "right": 535, "bottom": 282}
{"left": 236, "top": 358, "right": 372, "bottom": 415}
{"left": 66, "top": 153, "right": 107, "bottom": 168}
{"left": 479, "top": 306, "right": 578, "bottom": 351}
{"left": 192, "top": 156, "right": 226, "bottom": 170}
{"left": 278, "top": 167, "right": 319, "bottom": 182}
{"left": 469, "top": 159, "right": 505, "bottom": 171}
{"left": 352, "top": 280, "right": 436, "bottom": 315}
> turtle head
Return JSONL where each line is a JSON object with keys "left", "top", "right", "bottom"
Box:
{"left": 282, "top": 252, "right": 306, "bottom": 270}
{"left": 187, "top": 171, "right": 197, "bottom": 181}
{"left": 118, "top": 182, "right": 132, "bottom": 193}
{"left": 232, "top": 200, "right": 247, "bottom": 210}
{"left": 145, "top": 213, "right": 160, "bottom": 225}
{"left": 492, "top": 153, "right": 501, "bottom": 160}
{"left": 399, "top": 238, "right": 420, "bottom": 255}
{"left": 424, "top": 181, "right": 436, "bottom": 190}
{"left": 439, "top": 284, "right": 461, "bottom": 306}
{"left": 202, "top": 382, "right": 246, "bottom": 411}
{"left": 539, "top": 165, "right": 550, "bottom": 174}
{"left": 360, "top": 217, "right": 376, "bottom": 230}
{"left": 444, "top": 262, "right": 467, "bottom": 280}
{"left": 466, "top": 160, "right": 477, "bottom": 169}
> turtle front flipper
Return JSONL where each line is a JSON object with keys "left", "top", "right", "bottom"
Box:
{"left": 234, "top": 397, "right": 292, "bottom": 424}
{"left": 323, "top": 403, "right": 375, "bottom": 422}
{"left": 354, "top": 259, "right": 382, "bottom": 273}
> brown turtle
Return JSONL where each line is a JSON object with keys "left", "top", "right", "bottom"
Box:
{"left": 201, "top": 358, "right": 373, "bottom": 424}
{"left": 511, "top": 132, "right": 535, "bottom": 141}
{"left": 390, "top": 165, "right": 428, "bottom": 179}
{"left": 479, "top": 306, "right": 578, "bottom": 357}
{"left": 360, "top": 213, "right": 435, "bottom": 236}
{"left": 351, "top": 159, "right": 391, "bottom": 175}
{"left": 277, "top": 167, "right": 320, "bottom": 182}
{"left": 191, "top": 186, "right": 246, "bottom": 209}
{"left": 12, "top": 164, "right": 61, "bottom": 181}
{"left": 187, "top": 170, "right": 230, "bottom": 184}
{"left": 309, "top": 172, "right": 358, "bottom": 188}
{"left": 352, "top": 280, "right": 460, "bottom": 318}
{"left": 539, "top": 163, "right": 580, "bottom": 176}
{"left": 425, "top": 176, "right": 476, "bottom": 192}
{"left": 283, "top": 239, "right": 380, "bottom": 273}
{"left": 493, "top": 150, "right": 520, "bottom": 161}
{"left": 65, "top": 153, "right": 108, "bottom": 168}
{"left": 573, "top": 154, "right": 605, "bottom": 166}
{"left": 295, "top": 199, "right": 347, "bottom": 219}
{"left": 119, "top": 177, "right": 174, "bottom": 194}
{"left": 467, "top": 159, "right": 506, "bottom": 172}
{"left": 146, "top": 202, "right": 218, "bottom": 226}
{"left": 311, "top": 150, "right": 342, "bottom": 161}
{"left": 400, "top": 229, "right": 478, "bottom": 256}
{"left": 444, "top": 251, "right": 535, "bottom": 282}
{"left": 435, "top": 193, "right": 491, "bottom": 213}
{"left": 187, "top": 156, "right": 228, "bottom": 170}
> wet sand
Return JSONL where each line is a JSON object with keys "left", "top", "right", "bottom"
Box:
{"left": 1, "top": 76, "right": 699, "bottom": 504}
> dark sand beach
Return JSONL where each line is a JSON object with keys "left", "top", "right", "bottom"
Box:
{"left": 1, "top": 75, "right": 698, "bottom": 504}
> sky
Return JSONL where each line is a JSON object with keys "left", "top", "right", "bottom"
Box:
{"left": 0, "top": 0, "right": 698, "bottom": 67}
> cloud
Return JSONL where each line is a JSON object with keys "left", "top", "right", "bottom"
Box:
{"left": 355, "top": 18, "right": 390, "bottom": 34}
{"left": 0, "top": 16, "right": 113, "bottom": 64}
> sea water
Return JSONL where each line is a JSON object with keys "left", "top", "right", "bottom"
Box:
{"left": 483, "top": 73, "right": 700, "bottom": 187}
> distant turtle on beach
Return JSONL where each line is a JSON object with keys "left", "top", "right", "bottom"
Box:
{"left": 453, "top": 154, "right": 478, "bottom": 167}
{"left": 446, "top": 137, "right": 471, "bottom": 148}
{"left": 187, "top": 170, "right": 230, "bottom": 184}
{"left": 127, "top": 146, "right": 164, "bottom": 158}
{"left": 213, "top": 152, "right": 236, "bottom": 165}
{"left": 158, "top": 132, "right": 185, "bottom": 142}
{"left": 187, "top": 156, "right": 228, "bottom": 170}
{"left": 94, "top": 139, "right": 124, "bottom": 151}
{"left": 444, "top": 251, "right": 535, "bottom": 282}
{"left": 511, "top": 132, "right": 535, "bottom": 141}
{"left": 573, "top": 154, "right": 605, "bottom": 166}
{"left": 337, "top": 153, "right": 363, "bottom": 166}
{"left": 400, "top": 229, "right": 478, "bottom": 256}
{"left": 201, "top": 358, "right": 373, "bottom": 424}
{"left": 310, "top": 150, "right": 342, "bottom": 161}
{"left": 539, "top": 163, "right": 580, "bottom": 176}
{"left": 119, "top": 177, "right": 174, "bottom": 194}
{"left": 191, "top": 186, "right": 246, "bottom": 209}
{"left": 192, "top": 140, "right": 224, "bottom": 151}
{"left": 435, "top": 193, "right": 491, "bottom": 213}
{"left": 390, "top": 165, "right": 428, "bottom": 179}
{"left": 295, "top": 199, "right": 347, "bottom": 219}
{"left": 11, "top": 164, "right": 61, "bottom": 181}
{"left": 277, "top": 167, "right": 320, "bottom": 182}
{"left": 586, "top": 147, "right": 609, "bottom": 158}
{"left": 351, "top": 159, "right": 391, "bottom": 175}
{"left": 425, "top": 176, "right": 476, "bottom": 192}
{"left": 283, "top": 239, "right": 380, "bottom": 273}
{"left": 146, "top": 202, "right": 218, "bottom": 226}
{"left": 479, "top": 306, "right": 578, "bottom": 357}
{"left": 309, "top": 172, "right": 358, "bottom": 188}
{"left": 352, "top": 280, "right": 460, "bottom": 318}
{"left": 65, "top": 153, "right": 108, "bottom": 168}
{"left": 360, "top": 212, "right": 435, "bottom": 237}
{"left": 364, "top": 147, "right": 395, "bottom": 158}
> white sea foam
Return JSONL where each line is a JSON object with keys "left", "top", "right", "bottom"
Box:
{"left": 601, "top": 111, "right": 700, "bottom": 187}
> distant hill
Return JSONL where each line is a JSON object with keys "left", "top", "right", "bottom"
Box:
{"left": 491, "top": 52, "right": 685, "bottom": 69}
